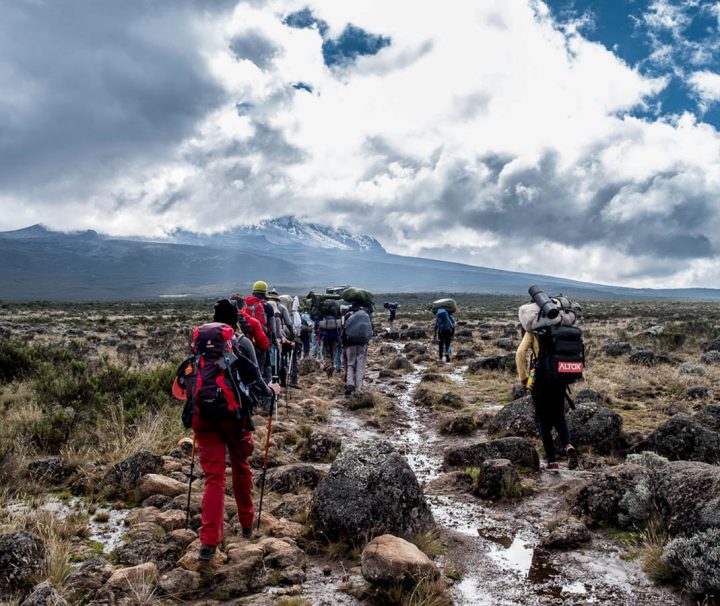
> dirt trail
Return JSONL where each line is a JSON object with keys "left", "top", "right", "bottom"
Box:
{"left": 305, "top": 347, "right": 688, "bottom": 606}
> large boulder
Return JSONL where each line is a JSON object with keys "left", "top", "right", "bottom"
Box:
{"left": 102, "top": 450, "right": 163, "bottom": 493}
{"left": 694, "top": 404, "right": 720, "bottom": 433}
{"left": 0, "top": 532, "right": 45, "bottom": 593}
{"left": 138, "top": 473, "right": 187, "bottom": 499}
{"left": 26, "top": 456, "right": 75, "bottom": 485}
{"left": 298, "top": 430, "right": 342, "bottom": 463}
{"left": 574, "top": 463, "right": 653, "bottom": 529}
{"left": 560, "top": 403, "right": 623, "bottom": 453}
{"left": 487, "top": 396, "right": 538, "bottom": 438}
{"left": 63, "top": 557, "right": 114, "bottom": 604}
{"left": 633, "top": 414, "right": 720, "bottom": 463}
{"left": 651, "top": 460, "right": 720, "bottom": 537}
{"left": 361, "top": 535, "right": 438, "bottom": 584}
{"left": 106, "top": 562, "right": 159, "bottom": 594}
{"left": 542, "top": 517, "right": 591, "bottom": 550}
{"left": 259, "top": 464, "right": 325, "bottom": 494}
{"left": 444, "top": 437, "right": 539, "bottom": 471}
{"left": 311, "top": 441, "right": 434, "bottom": 542}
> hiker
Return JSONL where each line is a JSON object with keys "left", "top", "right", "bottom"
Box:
{"left": 300, "top": 310, "right": 313, "bottom": 358}
{"left": 245, "top": 281, "right": 276, "bottom": 382}
{"left": 267, "top": 290, "right": 297, "bottom": 387}
{"left": 342, "top": 301, "right": 373, "bottom": 395}
{"left": 192, "top": 299, "right": 281, "bottom": 560}
{"left": 433, "top": 306, "right": 455, "bottom": 362}
{"left": 385, "top": 302, "right": 399, "bottom": 332}
{"left": 231, "top": 294, "right": 270, "bottom": 355}
{"left": 319, "top": 311, "right": 341, "bottom": 377}
{"left": 516, "top": 288, "right": 582, "bottom": 471}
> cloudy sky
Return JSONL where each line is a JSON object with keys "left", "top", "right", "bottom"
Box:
{"left": 1, "top": 0, "right": 720, "bottom": 288}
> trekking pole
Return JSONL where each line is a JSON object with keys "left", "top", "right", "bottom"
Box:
{"left": 185, "top": 434, "right": 197, "bottom": 529}
{"left": 256, "top": 393, "right": 276, "bottom": 530}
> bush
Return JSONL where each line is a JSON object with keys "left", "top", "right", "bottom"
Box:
{"left": 0, "top": 340, "right": 37, "bottom": 383}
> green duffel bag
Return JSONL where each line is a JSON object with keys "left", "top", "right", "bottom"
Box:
{"left": 341, "top": 287, "right": 374, "bottom": 308}
{"left": 430, "top": 298, "right": 457, "bottom": 314}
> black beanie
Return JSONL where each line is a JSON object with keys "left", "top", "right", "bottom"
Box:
{"left": 213, "top": 299, "right": 239, "bottom": 326}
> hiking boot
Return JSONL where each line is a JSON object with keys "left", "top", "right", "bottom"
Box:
{"left": 345, "top": 385, "right": 355, "bottom": 396}
{"left": 566, "top": 445, "right": 579, "bottom": 470}
{"left": 199, "top": 544, "right": 216, "bottom": 561}
{"left": 289, "top": 382, "right": 300, "bottom": 389}
{"left": 241, "top": 527, "right": 253, "bottom": 539}
{"left": 445, "top": 355, "right": 450, "bottom": 362}
{"left": 544, "top": 462, "right": 560, "bottom": 472}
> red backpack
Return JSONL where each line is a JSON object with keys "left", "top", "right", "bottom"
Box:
{"left": 245, "top": 296, "right": 268, "bottom": 330}
{"left": 181, "top": 323, "right": 244, "bottom": 424}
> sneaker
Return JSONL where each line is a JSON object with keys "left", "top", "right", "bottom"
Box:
{"left": 199, "top": 544, "right": 216, "bottom": 561}
{"left": 566, "top": 445, "right": 579, "bottom": 470}
{"left": 544, "top": 462, "right": 560, "bottom": 472}
{"left": 242, "top": 527, "right": 253, "bottom": 539}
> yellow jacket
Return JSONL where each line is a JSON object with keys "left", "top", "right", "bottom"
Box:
{"left": 515, "top": 331, "right": 539, "bottom": 383}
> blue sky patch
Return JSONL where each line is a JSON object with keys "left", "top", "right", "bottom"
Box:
{"left": 544, "top": 0, "right": 720, "bottom": 128}
{"left": 292, "top": 82, "right": 313, "bottom": 93}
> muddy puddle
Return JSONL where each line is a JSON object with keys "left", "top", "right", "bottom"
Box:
{"left": 300, "top": 350, "right": 689, "bottom": 606}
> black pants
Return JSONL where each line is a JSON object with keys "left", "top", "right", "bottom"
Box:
{"left": 438, "top": 329, "right": 453, "bottom": 359}
{"left": 531, "top": 374, "right": 571, "bottom": 463}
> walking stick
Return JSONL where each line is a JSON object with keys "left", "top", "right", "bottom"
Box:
{"left": 185, "top": 434, "right": 197, "bottom": 529}
{"left": 256, "top": 393, "right": 276, "bottom": 530}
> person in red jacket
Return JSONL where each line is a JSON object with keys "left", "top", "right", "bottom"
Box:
{"left": 193, "top": 299, "right": 280, "bottom": 561}
{"left": 232, "top": 294, "right": 270, "bottom": 351}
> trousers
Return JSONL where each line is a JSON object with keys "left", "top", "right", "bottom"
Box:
{"left": 192, "top": 415, "right": 255, "bottom": 545}
{"left": 346, "top": 344, "right": 368, "bottom": 389}
{"left": 531, "top": 374, "right": 571, "bottom": 463}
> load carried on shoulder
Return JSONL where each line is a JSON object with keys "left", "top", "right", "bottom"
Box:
{"left": 518, "top": 286, "right": 582, "bottom": 332}
{"left": 429, "top": 298, "right": 457, "bottom": 314}
{"left": 521, "top": 285, "right": 584, "bottom": 384}
{"left": 306, "top": 291, "right": 342, "bottom": 318}
{"left": 341, "top": 286, "right": 374, "bottom": 311}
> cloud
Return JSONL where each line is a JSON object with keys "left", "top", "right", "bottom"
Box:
{"left": 1, "top": 0, "right": 720, "bottom": 288}
{"left": 689, "top": 70, "right": 720, "bottom": 109}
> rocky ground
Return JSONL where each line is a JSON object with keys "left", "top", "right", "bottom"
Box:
{"left": 1, "top": 297, "right": 720, "bottom": 605}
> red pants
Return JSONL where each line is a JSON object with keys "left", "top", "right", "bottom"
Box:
{"left": 192, "top": 415, "right": 255, "bottom": 546}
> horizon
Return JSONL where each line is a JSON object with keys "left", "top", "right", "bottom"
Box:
{"left": 1, "top": 1, "right": 719, "bottom": 289}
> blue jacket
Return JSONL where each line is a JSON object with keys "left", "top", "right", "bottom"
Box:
{"left": 435, "top": 308, "right": 455, "bottom": 332}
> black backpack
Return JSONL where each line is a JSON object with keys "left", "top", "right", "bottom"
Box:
{"left": 535, "top": 325, "right": 585, "bottom": 384}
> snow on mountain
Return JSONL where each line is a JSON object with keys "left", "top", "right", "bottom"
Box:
{"left": 243, "top": 216, "right": 385, "bottom": 251}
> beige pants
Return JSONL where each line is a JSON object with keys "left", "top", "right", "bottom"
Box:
{"left": 346, "top": 344, "right": 368, "bottom": 389}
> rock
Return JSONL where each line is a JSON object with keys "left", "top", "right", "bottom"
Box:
{"left": 379, "top": 344, "right": 396, "bottom": 355}
{"left": 139, "top": 473, "right": 187, "bottom": 498}
{"left": 680, "top": 363, "right": 706, "bottom": 376}
{"left": 260, "top": 464, "right": 325, "bottom": 494}
{"left": 158, "top": 568, "right": 200, "bottom": 597}
{"left": 212, "top": 557, "right": 265, "bottom": 598}
{"left": 633, "top": 414, "right": 720, "bottom": 463}
{"left": 574, "top": 463, "right": 653, "bottom": 529}
{"left": 20, "top": 581, "right": 68, "bottom": 606}
{"left": 685, "top": 385, "right": 711, "bottom": 400}
{"left": 703, "top": 338, "right": 720, "bottom": 352}
{"left": 311, "top": 441, "right": 434, "bottom": 542}
{"left": 473, "top": 459, "right": 522, "bottom": 500}
{"left": 113, "top": 535, "right": 180, "bottom": 572}
{"left": 651, "top": 460, "right": 720, "bottom": 537}
{"left": 601, "top": 341, "right": 632, "bottom": 356}
{"left": 420, "top": 372, "right": 447, "bottom": 383}
{"left": 269, "top": 494, "right": 312, "bottom": 520}
{"left": 694, "top": 404, "right": 720, "bottom": 433}
{"left": 701, "top": 350, "right": 720, "bottom": 365}
{"left": 126, "top": 522, "right": 165, "bottom": 541}
{"left": 0, "top": 531, "right": 45, "bottom": 592}
{"left": 388, "top": 356, "right": 414, "bottom": 371}
{"left": 178, "top": 545, "right": 226, "bottom": 572}
{"left": 664, "top": 401, "right": 689, "bottom": 416}
{"left": 454, "top": 349, "right": 478, "bottom": 361}
{"left": 299, "top": 358, "right": 320, "bottom": 375}
{"left": 439, "top": 413, "right": 477, "bottom": 435}
{"left": 164, "top": 528, "right": 197, "bottom": 550}
{"left": 560, "top": 403, "right": 623, "bottom": 453}
{"left": 468, "top": 354, "right": 516, "bottom": 372}
{"left": 378, "top": 369, "right": 398, "bottom": 379}
{"left": 402, "top": 327, "right": 428, "bottom": 340}
{"left": 629, "top": 349, "right": 670, "bottom": 365}
{"left": 444, "top": 437, "right": 539, "bottom": 471}
{"left": 404, "top": 343, "right": 428, "bottom": 355}
{"left": 574, "top": 388, "right": 607, "bottom": 404}
{"left": 157, "top": 509, "right": 186, "bottom": 531}
{"left": 26, "top": 456, "right": 75, "bottom": 485}
{"left": 103, "top": 451, "right": 163, "bottom": 493}
{"left": 439, "top": 391, "right": 464, "bottom": 408}
{"left": 63, "top": 557, "right": 114, "bottom": 604}
{"left": 663, "top": 529, "right": 720, "bottom": 594}
{"left": 269, "top": 518, "right": 304, "bottom": 541}
{"left": 279, "top": 565, "right": 307, "bottom": 585}
{"left": 258, "top": 537, "right": 306, "bottom": 568}
{"left": 299, "top": 430, "right": 342, "bottom": 463}
{"left": 542, "top": 517, "right": 590, "bottom": 549}
{"left": 487, "top": 396, "right": 538, "bottom": 438}
{"left": 107, "top": 562, "right": 159, "bottom": 594}
{"left": 125, "top": 506, "right": 161, "bottom": 526}
{"left": 361, "top": 535, "right": 438, "bottom": 584}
